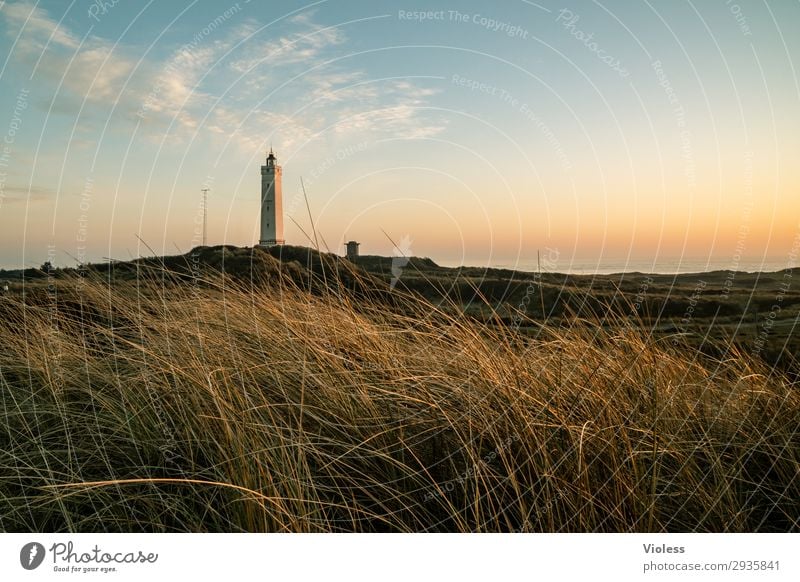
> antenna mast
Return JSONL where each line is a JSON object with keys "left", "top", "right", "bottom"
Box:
{"left": 201, "top": 187, "right": 210, "bottom": 246}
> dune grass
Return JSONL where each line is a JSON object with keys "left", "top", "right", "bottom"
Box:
{"left": 0, "top": 264, "right": 797, "bottom": 532}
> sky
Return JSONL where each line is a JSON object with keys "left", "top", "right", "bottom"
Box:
{"left": 0, "top": 0, "right": 798, "bottom": 272}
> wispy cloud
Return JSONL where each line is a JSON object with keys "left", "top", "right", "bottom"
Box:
{"left": 229, "top": 13, "right": 347, "bottom": 74}
{"left": 2, "top": 1, "right": 79, "bottom": 51}
{"left": 334, "top": 104, "right": 446, "bottom": 139}
{"left": 1, "top": 3, "right": 444, "bottom": 155}
{"left": 2, "top": 2, "right": 141, "bottom": 111}
{"left": 0, "top": 184, "right": 54, "bottom": 205}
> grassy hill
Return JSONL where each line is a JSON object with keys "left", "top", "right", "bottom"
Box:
{"left": 0, "top": 247, "right": 797, "bottom": 532}
{"left": 3, "top": 246, "right": 798, "bottom": 372}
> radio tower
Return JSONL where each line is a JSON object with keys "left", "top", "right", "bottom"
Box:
{"left": 201, "top": 187, "right": 210, "bottom": 246}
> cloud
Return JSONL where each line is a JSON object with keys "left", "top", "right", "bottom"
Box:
{"left": 2, "top": 1, "right": 79, "bottom": 51}
{"left": 0, "top": 3, "right": 445, "bottom": 156}
{"left": 139, "top": 45, "right": 218, "bottom": 119}
{"left": 0, "top": 184, "right": 55, "bottom": 205}
{"left": 229, "top": 12, "right": 346, "bottom": 74}
{"left": 64, "top": 47, "right": 136, "bottom": 101}
{"left": 1, "top": 2, "right": 142, "bottom": 113}
{"left": 333, "top": 104, "right": 446, "bottom": 139}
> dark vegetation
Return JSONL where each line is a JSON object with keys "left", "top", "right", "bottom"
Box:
{"left": 0, "top": 246, "right": 797, "bottom": 532}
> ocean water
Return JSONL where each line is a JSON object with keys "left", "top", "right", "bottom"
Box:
{"left": 453, "top": 257, "right": 794, "bottom": 275}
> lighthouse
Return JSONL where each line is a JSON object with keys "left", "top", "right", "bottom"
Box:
{"left": 259, "top": 148, "right": 284, "bottom": 246}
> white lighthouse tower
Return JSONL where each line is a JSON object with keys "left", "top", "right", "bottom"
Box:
{"left": 259, "top": 148, "right": 284, "bottom": 246}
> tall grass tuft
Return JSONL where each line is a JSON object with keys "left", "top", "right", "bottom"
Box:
{"left": 0, "top": 264, "right": 797, "bottom": 532}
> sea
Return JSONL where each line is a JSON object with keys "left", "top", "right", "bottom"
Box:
{"left": 449, "top": 257, "right": 794, "bottom": 275}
